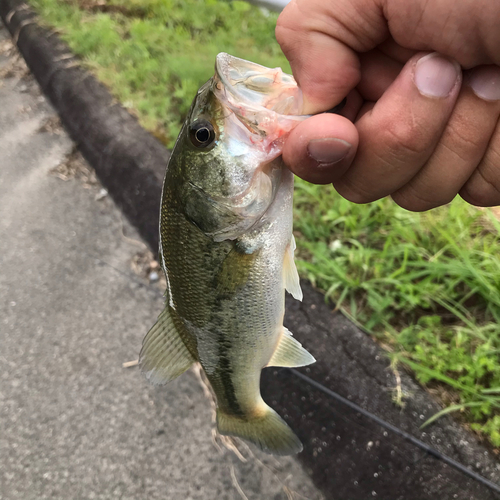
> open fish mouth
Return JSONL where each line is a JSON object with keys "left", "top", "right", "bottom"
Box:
{"left": 213, "top": 53, "right": 308, "bottom": 154}
{"left": 215, "top": 52, "right": 304, "bottom": 115}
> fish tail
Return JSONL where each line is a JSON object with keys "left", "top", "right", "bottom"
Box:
{"left": 216, "top": 405, "right": 303, "bottom": 456}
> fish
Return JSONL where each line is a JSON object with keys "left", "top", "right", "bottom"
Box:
{"left": 139, "top": 53, "right": 315, "bottom": 456}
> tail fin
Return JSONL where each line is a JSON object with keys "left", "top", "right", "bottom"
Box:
{"left": 216, "top": 405, "right": 303, "bottom": 456}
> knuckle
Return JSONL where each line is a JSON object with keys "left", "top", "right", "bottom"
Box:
{"left": 460, "top": 168, "right": 500, "bottom": 207}
{"left": 446, "top": 119, "right": 484, "bottom": 153}
{"left": 274, "top": 19, "right": 289, "bottom": 48}
{"left": 440, "top": 119, "right": 488, "bottom": 165}
{"left": 391, "top": 189, "right": 452, "bottom": 212}
{"left": 460, "top": 186, "right": 496, "bottom": 207}
{"left": 275, "top": 7, "right": 303, "bottom": 50}
{"left": 380, "top": 117, "right": 426, "bottom": 161}
{"left": 333, "top": 179, "right": 378, "bottom": 204}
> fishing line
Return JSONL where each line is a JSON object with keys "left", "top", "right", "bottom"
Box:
{"left": 277, "top": 372, "right": 422, "bottom": 465}
{"left": 291, "top": 369, "right": 500, "bottom": 496}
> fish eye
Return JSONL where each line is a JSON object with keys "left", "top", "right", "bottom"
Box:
{"left": 189, "top": 119, "right": 216, "bottom": 149}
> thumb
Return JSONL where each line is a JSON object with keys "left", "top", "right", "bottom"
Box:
{"left": 276, "top": 0, "right": 388, "bottom": 114}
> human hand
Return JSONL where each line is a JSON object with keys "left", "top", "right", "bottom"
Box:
{"left": 276, "top": 0, "right": 500, "bottom": 210}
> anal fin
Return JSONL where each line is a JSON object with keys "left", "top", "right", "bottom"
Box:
{"left": 139, "top": 306, "right": 195, "bottom": 385}
{"left": 283, "top": 235, "right": 303, "bottom": 301}
{"left": 267, "top": 327, "right": 315, "bottom": 368}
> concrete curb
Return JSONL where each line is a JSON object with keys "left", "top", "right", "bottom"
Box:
{"left": 2, "top": 2, "right": 499, "bottom": 498}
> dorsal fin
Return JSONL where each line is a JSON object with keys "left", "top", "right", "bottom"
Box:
{"left": 267, "top": 327, "right": 315, "bottom": 368}
{"left": 283, "top": 235, "right": 303, "bottom": 301}
{"left": 139, "top": 306, "right": 195, "bottom": 385}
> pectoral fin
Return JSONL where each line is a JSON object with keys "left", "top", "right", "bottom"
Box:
{"left": 139, "top": 306, "right": 195, "bottom": 385}
{"left": 283, "top": 235, "right": 303, "bottom": 301}
{"left": 267, "top": 327, "right": 315, "bottom": 368}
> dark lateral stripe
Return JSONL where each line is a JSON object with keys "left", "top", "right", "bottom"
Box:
{"left": 213, "top": 333, "right": 243, "bottom": 417}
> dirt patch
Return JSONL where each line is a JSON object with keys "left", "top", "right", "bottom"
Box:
{"left": 482, "top": 206, "right": 500, "bottom": 224}
{"left": 49, "top": 147, "right": 98, "bottom": 187}
{"left": 0, "top": 40, "right": 30, "bottom": 79}
{"left": 38, "top": 114, "right": 63, "bottom": 134}
{"left": 0, "top": 36, "right": 13, "bottom": 55}
{"left": 66, "top": 0, "right": 146, "bottom": 18}
{"left": 130, "top": 249, "right": 166, "bottom": 289}
{"left": 491, "top": 207, "right": 500, "bottom": 221}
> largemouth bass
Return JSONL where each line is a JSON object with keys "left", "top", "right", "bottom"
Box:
{"left": 139, "top": 53, "right": 315, "bottom": 456}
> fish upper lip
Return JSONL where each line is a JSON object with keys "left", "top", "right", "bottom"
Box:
{"left": 214, "top": 52, "right": 307, "bottom": 120}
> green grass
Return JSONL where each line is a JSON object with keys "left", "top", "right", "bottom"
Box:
{"left": 31, "top": 0, "right": 289, "bottom": 145}
{"left": 293, "top": 184, "right": 500, "bottom": 445}
{"left": 29, "top": 0, "right": 500, "bottom": 447}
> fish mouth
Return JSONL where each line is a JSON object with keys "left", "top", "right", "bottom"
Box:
{"left": 215, "top": 53, "right": 304, "bottom": 116}
{"left": 213, "top": 53, "right": 308, "bottom": 154}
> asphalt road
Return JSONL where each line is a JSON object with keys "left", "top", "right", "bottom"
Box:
{"left": 0, "top": 26, "right": 322, "bottom": 500}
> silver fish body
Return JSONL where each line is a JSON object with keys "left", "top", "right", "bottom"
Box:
{"left": 140, "top": 54, "right": 315, "bottom": 455}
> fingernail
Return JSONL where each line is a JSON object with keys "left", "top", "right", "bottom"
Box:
{"left": 414, "top": 53, "right": 460, "bottom": 98}
{"left": 468, "top": 65, "right": 500, "bottom": 101}
{"left": 307, "top": 138, "right": 351, "bottom": 166}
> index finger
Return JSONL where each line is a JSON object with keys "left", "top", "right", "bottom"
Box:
{"left": 275, "top": 0, "right": 388, "bottom": 113}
